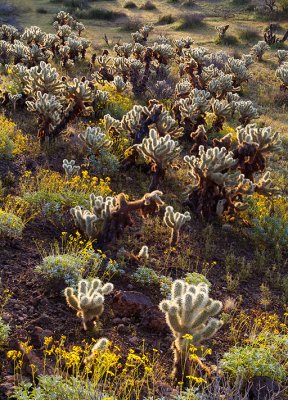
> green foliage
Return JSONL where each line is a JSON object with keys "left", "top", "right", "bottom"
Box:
{"left": 0, "top": 318, "right": 10, "bottom": 348}
{"left": 35, "top": 253, "right": 88, "bottom": 287}
{"left": 11, "top": 375, "right": 111, "bottom": 400}
{"left": 0, "top": 209, "right": 24, "bottom": 238}
{"left": 75, "top": 8, "right": 126, "bottom": 21}
{"left": 278, "top": 0, "right": 288, "bottom": 11}
{"left": 220, "top": 333, "right": 288, "bottom": 383}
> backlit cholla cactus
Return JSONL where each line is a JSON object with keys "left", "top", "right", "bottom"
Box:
{"left": 85, "top": 337, "right": 109, "bottom": 363}
{"left": 137, "top": 128, "right": 181, "bottom": 190}
{"left": 163, "top": 206, "right": 191, "bottom": 247}
{"left": 210, "top": 98, "right": 231, "bottom": 131}
{"left": 65, "top": 78, "right": 93, "bottom": 115}
{"left": 62, "top": 159, "right": 80, "bottom": 178}
{"left": 207, "top": 72, "right": 236, "bottom": 99}
{"left": 12, "top": 64, "right": 29, "bottom": 91}
{"left": 138, "top": 245, "right": 149, "bottom": 261}
{"left": 26, "top": 92, "right": 62, "bottom": 141}
{"left": 79, "top": 127, "right": 112, "bottom": 153}
{"left": 24, "top": 61, "right": 64, "bottom": 98}
{"left": 112, "top": 76, "right": 127, "bottom": 93}
{"left": 71, "top": 191, "right": 164, "bottom": 244}
{"left": 0, "top": 24, "right": 19, "bottom": 43}
{"left": 215, "top": 24, "right": 229, "bottom": 40}
{"left": 159, "top": 280, "right": 223, "bottom": 384}
{"left": 184, "top": 146, "right": 246, "bottom": 218}
{"left": 175, "top": 36, "right": 194, "bottom": 56}
{"left": 131, "top": 25, "right": 153, "bottom": 44}
{"left": 276, "top": 62, "right": 288, "bottom": 90}
{"left": 235, "top": 100, "right": 259, "bottom": 126}
{"left": 11, "top": 40, "right": 30, "bottom": 65}
{"left": 152, "top": 43, "right": 174, "bottom": 65}
{"left": 175, "top": 79, "right": 192, "bottom": 98}
{"left": 64, "top": 278, "right": 114, "bottom": 330}
{"left": 29, "top": 44, "right": 50, "bottom": 65}
{"left": 114, "top": 43, "right": 133, "bottom": 58}
{"left": 277, "top": 50, "right": 288, "bottom": 65}
{"left": 235, "top": 124, "right": 282, "bottom": 180}
{"left": 8, "top": 93, "right": 22, "bottom": 111}
{"left": 226, "top": 58, "right": 251, "bottom": 86}
{"left": 177, "top": 88, "right": 211, "bottom": 138}
{"left": 251, "top": 41, "right": 270, "bottom": 61}
{"left": 21, "top": 26, "right": 46, "bottom": 46}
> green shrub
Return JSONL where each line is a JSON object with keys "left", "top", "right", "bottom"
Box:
{"left": 157, "top": 14, "right": 175, "bottom": 25}
{"left": 12, "top": 375, "right": 110, "bottom": 400}
{"left": 123, "top": 1, "right": 137, "bottom": 8}
{"left": 176, "top": 13, "right": 205, "bottom": 30}
{"left": 220, "top": 334, "right": 288, "bottom": 383}
{"left": 75, "top": 8, "right": 126, "bottom": 20}
{"left": 0, "top": 318, "right": 10, "bottom": 348}
{"left": 238, "top": 27, "right": 260, "bottom": 43}
{"left": 0, "top": 209, "right": 24, "bottom": 238}
{"left": 278, "top": 0, "right": 288, "bottom": 11}
{"left": 140, "top": 0, "right": 157, "bottom": 10}
{"left": 36, "top": 7, "right": 48, "bottom": 14}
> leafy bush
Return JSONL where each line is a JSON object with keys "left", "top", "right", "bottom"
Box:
{"left": 75, "top": 8, "right": 127, "bottom": 21}
{"left": 0, "top": 209, "right": 24, "bottom": 238}
{"left": 176, "top": 13, "right": 205, "bottom": 30}
{"left": 19, "top": 170, "right": 112, "bottom": 214}
{"left": 0, "top": 318, "right": 10, "bottom": 348}
{"left": 238, "top": 27, "right": 260, "bottom": 43}
{"left": 157, "top": 14, "right": 175, "bottom": 25}
{"left": 278, "top": 0, "right": 288, "bottom": 11}
{"left": 35, "top": 254, "right": 88, "bottom": 286}
{"left": 220, "top": 333, "right": 288, "bottom": 383}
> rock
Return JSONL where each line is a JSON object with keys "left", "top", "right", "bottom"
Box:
{"left": 141, "top": 306, "right": 167, "bottom": 333}
{"left": 117, "top": 324, "right": 130, "bottom": 334}
{"left": 249, "top": 376, "right": 281, "bottom": 399}
{"left": 1, "top": 312, "right": 11, "bottom": 322}
{"left": 129, "top": 336, "right": 139, "bottom": 346}
{"left": 28, "top": 326, "right": 54, "bottom": 348}
{"left": 112, "top": 290, "right": 153, "bottom": 317}
{"left": 0, "top": 375, "right": 15, "bottom": 397}
{"left": 112, "top": 317, "right": 122, "bottom": 324}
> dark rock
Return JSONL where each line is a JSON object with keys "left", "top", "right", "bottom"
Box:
{"left": 249, "top": 376, "right": 282, "bottom": 400}
{"left": 112, "top": 290, "right": 153, "bottom": 317}
{"left": 141, "top": 306, "right": 167, "bottom": 333}
{"left": 28, "top": 326, "right": 54, "bottom": 348}
{"left": 117, "top": 324, "right": 130, "bottom": 334}
{"left": 0, "top": 375, "right": 15, "bottom": 397}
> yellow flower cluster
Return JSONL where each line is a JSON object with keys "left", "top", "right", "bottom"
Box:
{"left": 0, "top": 115, "right": 29, "bottom": 158}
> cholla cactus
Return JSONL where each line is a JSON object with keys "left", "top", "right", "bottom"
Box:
{"left": 207, "top": 73, "right": 236, "bottom": 99}
{"left": 71, "top": 191, "right": 164, "bottom": 244}
{"left": 26, "top": 92, "right": 62, "bottom": 140}
{"left": 25, "top": 61, "right": 64, "bottom": 98}
{"left": 226, "top": 58, "right": 251, "bottom": 86}
{"left": 210, "top": 99, "right": 231, "bottom": 130}
{"left": 215, "top": 24, "right": 229, "bottom": 40}
{"left": 251, "top": 41, "right": 270, "bottom": 61}
{"left": 114, "top": 43, "right": 133, "bottom": 58}
{"left": 11, "top": 40, "right": 30, "bottom": 64}
{"left": 138, "top": 245, "right": 149, "bottom": 261}
{"left": 79, "top": 126, "right": 112, "bottom": 153}
{"left": 85, "top": 337, "right": 109, "bottom": 363}
{"left": 175, "top": 80, "right": 192, "bottom": 98}
{"left": 62, "top": 159, "right": 80, "bottom": 178}
{"left": 235, "top": 100, "right": 259, "bottom": 126}
{"left": 21, "top": 26, "right": 46, "bottom": 46}
{"left": 277, "top": 50, "right": 288, "bottom": 65}
{"left": 7, "top": 93, "right": 22, "bottom": 111}
{"left": 159, "top": 280, "right": 223, "bottom": 384}
{"left": 131, "top": 25, "right": 153, "bottom": 44}
{"left": 163, "top": 206, "right": 191, "bottom": 246}
{"left": 70, "top": 207, "right": 99, "bottom": 240}
{"left": 112, "top": 76, "right": 127, "bottom": 93}
{"left": 276, "top": 62, "right": 288, "bottom": 90}
{"left": 64, "top": 278, "right": 114, "bottom": 330}
{"left": 175, "top": 37, "right": 194, "bottom": 55}
{"left": 152, "top": 43, "right": 174, "bottom": 64}
{"left": 235, "top": 124, "right": 281, "bottom": 179}
{"left": 137, "top": 128, "right": 181, "bottom": 190}
{"left": 0, "top": 24, "right": 19, "bottom": 43}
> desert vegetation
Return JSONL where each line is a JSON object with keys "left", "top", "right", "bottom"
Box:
{"left": 0, "top": 0, "right": 287, "bottom": 399}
